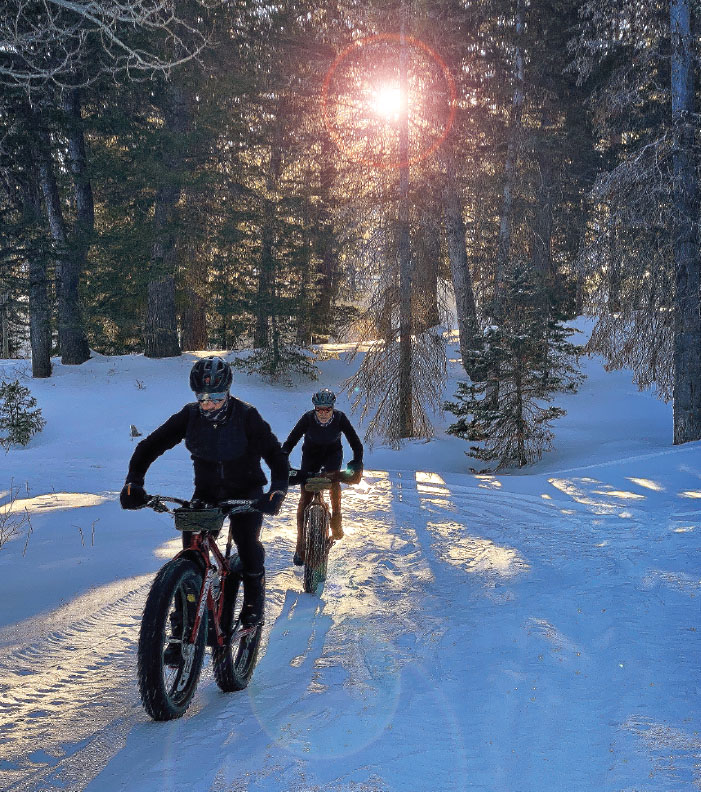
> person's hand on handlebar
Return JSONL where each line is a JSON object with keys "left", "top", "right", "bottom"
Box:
{"left": 344, "top": 459, "right": 363, "bottom": 485}
{"left": 120, "top": 482, "right": 149, "bottom": 510}
{"left": 288, "top": 468, "right": 304, "bottom": 486}
{"left": 254, "top": 489, "right": 286, "bottom": 516}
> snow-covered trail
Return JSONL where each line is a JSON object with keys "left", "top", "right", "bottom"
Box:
{"left": 1, "top": 467, "right": 698, "bottom": 792}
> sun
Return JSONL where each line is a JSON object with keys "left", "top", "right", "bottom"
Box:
{"left": 370, "top": 83, "right": 404, "bottom": 123}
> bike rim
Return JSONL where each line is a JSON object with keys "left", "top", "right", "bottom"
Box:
{"left": 162, "top": 574, "right": 201, "bottom": 701}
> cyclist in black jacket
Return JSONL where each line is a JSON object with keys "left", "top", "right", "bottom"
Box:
{"left": 282, "top": 388, "right": 363, "bottom": 565}
{"left": 119, "top": 356, "right": 288, "bottom": 628}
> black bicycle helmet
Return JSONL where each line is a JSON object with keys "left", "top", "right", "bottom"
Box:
{"left": 189, "top": 356, "right": 233, "bottom": 394}
{"left": 311, "top": 388, "right": 336, "bottom": 407}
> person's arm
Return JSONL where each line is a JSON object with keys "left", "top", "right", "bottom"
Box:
{"left": 248, "top": 409, "right": 289, "bottom": 493}
{"left": 339, "top": 412, "right": 363, "bottom": 464}
{"left": 281, "top": 414, "right": 307, "bottom": 456}
{"left": 126, "top": 406, "right": 190, "bottom": 486}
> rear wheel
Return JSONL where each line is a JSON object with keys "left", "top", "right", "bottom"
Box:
{"left": 303, "top": 504, "right": 330, "bottom": 594}
{"left": 212, "top": 557, "right": 263, "bottom": 691}
{"left": 138, "top": 557, "right": 206, "bottom": 721}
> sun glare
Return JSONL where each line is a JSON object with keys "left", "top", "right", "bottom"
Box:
{"left": 371, "top": 83, "right": 404, "bottom": 122}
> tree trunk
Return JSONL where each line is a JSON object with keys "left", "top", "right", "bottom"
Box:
{"left": 494, "top": 0, "right": 525, "bottom": 308}
{"left": 254, "top": 120, "right": 283, "bottom": 350}
{"left": 23, "top": 164, "right": 52, "bottom": 377}
{"left": 312, "top": 137, "right": 338, "bottom": 329}
{"left": 531, "top": 145, "right": 555, "bottom": 283}
{"left": 444, "top": 167, "right": 479, "bottom": 374}
{"left": 413, "top": 217, "right": 440, "bottom": 333}
{"left": 398, "top": 20, "right": 413, "bottom": 438}
{"left": 34, "top": 119, "right": 90, "bottom": 366}
{"left": 296, "top": 231, "right": 313, "bottom": 346}
{"left": 145, "top": 80, "right": 187, "bottom": 358}
{"left": 671, "top": 0, "right": 701, "bottom": 443}
{"left": 255, "top": 197, "right": 275, "bottom": 348}
{"left": 61, "top": 87, "right": 93, "bottom": 365}
{"left": 180, "top": 218, "right": 208, "bottom": 351}
{"left": 514, "top": 355, "right": 526, "bottom": 467}
{"left": 489, "top": 0, "right": 525, "bottom": 408}
{"left": 145, "top": 278, "right": 179, "bottom": 356}
{"left": 180, "top": 286, "right": 208, "bottom": 350}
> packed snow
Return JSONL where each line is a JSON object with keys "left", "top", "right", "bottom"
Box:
{"left": 0, "top": 327, "right": 699, "bottom": 792}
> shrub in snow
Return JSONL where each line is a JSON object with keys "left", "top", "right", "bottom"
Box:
{"left": 0, "top": 484, "right": 32, "bottom": 551}
{"left": 0, "top": 380, "right": 46, "bottom": 449}
{"left": 234, "top": 344, "right": 317, "bottom": 385}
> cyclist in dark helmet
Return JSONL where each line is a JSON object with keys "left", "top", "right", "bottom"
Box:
{"left": 119, "top": 355, "right": 288, "bottom": 631}
{"left": 282, "top": 388, "right": 363, "bottom": 565}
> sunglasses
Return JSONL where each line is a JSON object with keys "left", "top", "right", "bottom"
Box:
{"left": 315, "top": 407, "right": 333, "bottom": 413}
{"left": 197, "top": 392, "right": 228, "bottom": 403}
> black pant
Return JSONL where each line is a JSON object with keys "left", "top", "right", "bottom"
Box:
{"left": 182, "top": 509, "right": 265, "bottom": 576}
{"left": 300, "top": 447, "right": 343, "bottom": 474}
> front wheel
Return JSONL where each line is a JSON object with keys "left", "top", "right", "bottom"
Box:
{"left": 212, "top": 557, "right": 263, "bottom": 692}
{"left": 303, "top": 503, "right": 331, "bottom": 594}
{"left": 138, "top": 557, "right": 207, "bottom": 721}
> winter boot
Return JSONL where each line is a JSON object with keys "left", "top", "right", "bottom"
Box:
{"left": 293, "top": 517, "right": 306, "bottom": 565}
{"left": 330, "top": 512, "right": 343, "bottom": 540}
{"left": 164, "top": 608, "right": 183, "bottom": 667}
{"left": 240, "top": 571, "right": 265, "bottom": 628}
{"left": 293, "top": 535, "right": 305, "bottom": 565}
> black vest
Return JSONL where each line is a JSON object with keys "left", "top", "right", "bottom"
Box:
{"left": 184, "top": 401, "right": 248, "bottom": 463}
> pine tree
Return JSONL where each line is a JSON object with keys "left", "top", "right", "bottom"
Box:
{"left": 0, "top": 380, "right": 46, "bottom": 448}
{"left": 446, "top": 261, "right": 582, "bottom": 469}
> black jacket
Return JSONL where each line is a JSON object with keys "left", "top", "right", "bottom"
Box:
{"left": 282, "top": 410, "right": 363, "bottom": 467}
{"left": 127, "top": 397, "right": 288, "bottom": 502}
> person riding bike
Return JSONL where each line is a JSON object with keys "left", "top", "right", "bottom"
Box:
{"left": 119, "top": 356, "right": 288, "bottom": 631}
{"left": 282, "top": 388, "right": 363, "bottom": 565}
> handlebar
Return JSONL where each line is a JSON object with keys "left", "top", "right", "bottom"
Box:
{"left": 288, "top": 468, "right": 357, "bottom": 486}
{"left": 146, "top": 495, "right": 258, "bottom": 515}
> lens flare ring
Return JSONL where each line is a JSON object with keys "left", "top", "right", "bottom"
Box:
{"left": 322, "top": 34, "right": 457, "bottom": 170}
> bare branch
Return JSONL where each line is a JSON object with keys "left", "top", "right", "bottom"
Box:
{"left": 0, "top": 0, "right": 211, "bottom": 88}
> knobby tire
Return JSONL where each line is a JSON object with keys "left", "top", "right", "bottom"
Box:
{"left": 212, "top": 557, "right": 262, "bottom": 692}
{"left": 138, "top": 557, "right": 206, "bottom": 721}
{"left": 303, "top": 504, "right": 330, "bottom": 594}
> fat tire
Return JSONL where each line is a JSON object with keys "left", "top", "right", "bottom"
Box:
{"left": 212, "top": 559, "right": 263, "bottom": 692}
{"left": 138, "top": 557, "right": 206, "bottom": 721}
{"left": 303, "top": 504, "right": 330, "bottom": 594}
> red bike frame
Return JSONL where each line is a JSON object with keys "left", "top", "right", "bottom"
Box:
{"left": 148, "top": 496, "right": 257, "bottom": 651}
{"left": 183, "top": 531, "right": 231, "bottom": 648}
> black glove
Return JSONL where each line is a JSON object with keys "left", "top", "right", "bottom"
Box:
{"left": 254, "top": 490, "right": 286, "bottom": 516}
{"left": 120, "top": 482, "right": 149, "bottom": 510}
{"left": 344, "top": 460, "right": 363, "bottom": 484}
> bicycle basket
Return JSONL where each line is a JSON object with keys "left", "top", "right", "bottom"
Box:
{"left": 304, "top": 477, "right": 332, "bottom": 493}
{"left": 173, "top": 507, "right": 225, "bottom": 533}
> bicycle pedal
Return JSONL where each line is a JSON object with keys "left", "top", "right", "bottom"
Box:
{"left": 234, "top": 620, "right": 263, "bottom": 638}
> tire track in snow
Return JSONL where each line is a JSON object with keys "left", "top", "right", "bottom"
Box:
{"left": 0, "top": 579, "right": 152, "bottom": 791}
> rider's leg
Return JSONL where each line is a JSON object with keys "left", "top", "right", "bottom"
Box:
{"left": 164, "top": 530, "right": 199, "bottom": 665}
{"left": 230, "top": 511, "right": 265, "bottom": 627}
{"left": 295, "top": 489, "right": 314, "bottom": 564}
{"left": 329, "top": 482, "right": 343, "bottom": 539}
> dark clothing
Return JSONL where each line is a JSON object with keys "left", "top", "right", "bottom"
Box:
{"left": 301, "top": 446, "right": 342, "bottom": 475}
{"left": 127, "top": 397, "right": 289, "bottom": 502}
{"left": 182, "top": 507, "right": 264, "bottom": 574}
{"left": 282, "top": 410, "right": 363, "bottom": 473}
{"left": 126, "top": 396, "right": 288, "bottom": 581}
